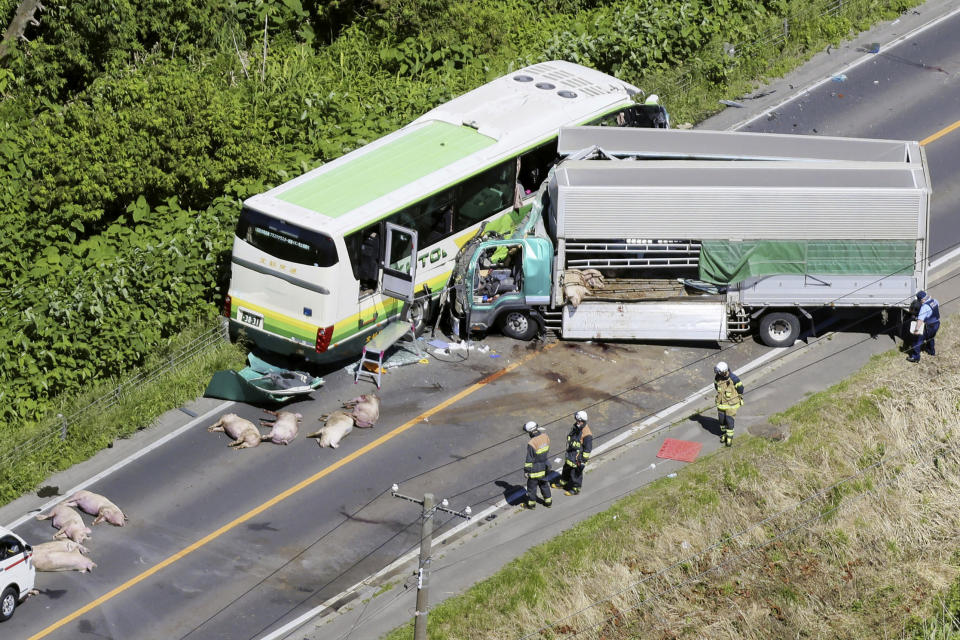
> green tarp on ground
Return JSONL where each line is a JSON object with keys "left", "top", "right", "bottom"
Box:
{"left": 204, "top": 353, "right": 324, "bottom": 404}
{"left": 698, "top": 240, "right": 916, "bottom": 285}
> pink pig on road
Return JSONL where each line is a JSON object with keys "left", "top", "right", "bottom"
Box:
{"left": 307, "top": 411, "right": 354, "bottom": 448}
{"left": 63, "top": 490, "right": 126, "bottom": 527}
{"left": 343, "top": 394, "right": 380, "bottom": 428}
{"left": 36, "top": 504, "right": 91, "bottom": 543}
{"left": 32, "top": 540, "right": 89, "bottom": 556}
{"left": 32, "top": 549, "right": 96, "bottom": 573}
{"left": 207, "top": 413, "right": 262, "bottom": 449}
{"left": 259, "top": 410, "right": 302, "bottom": 445}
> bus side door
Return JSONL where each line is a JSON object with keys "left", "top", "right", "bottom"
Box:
{"left": 381, "top": 222, "right": 418, "bottom": 303}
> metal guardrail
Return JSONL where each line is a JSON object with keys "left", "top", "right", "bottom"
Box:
{"left": 0, "top": 320, "right": 229, "bottom": 470}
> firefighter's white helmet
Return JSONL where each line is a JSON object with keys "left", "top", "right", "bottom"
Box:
{"left": 575, "top": 410, "right": 588, "bottom": 423}
{"left": 523, "top": 421, "right": 540, "bottom": 434}
{"left": 714, "top": 361, "right": 729, "bottom": 375}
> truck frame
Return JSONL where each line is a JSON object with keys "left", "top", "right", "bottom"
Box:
{"left": 451, "top": 127, "right": 931, "bottom": 348}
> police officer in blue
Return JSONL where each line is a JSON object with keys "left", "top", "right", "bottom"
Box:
{"left": 908, "top": 290, "right": 940, "bottom": 362}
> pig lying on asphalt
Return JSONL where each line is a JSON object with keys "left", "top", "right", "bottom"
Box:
{"left": 343, "top": 393, "right": 380, "bottom": 428}
{"left": 32, "top": 549, "right": 96, "bottom": 573}
{"left": 36, "top": 504, "right": 92, "bottom": 543}
{"left": 260, "top": 410, "right": 302, "bottom": 445}
{"left": 64, "top": 489, "right": 127, "bottom": 526}
{"left": 207, "top": 413, "right": 262, "bottom": 449}
{"left": 32, "top": 540, "right": 89, "bottom": 556}
{"left": 307, "top": 410, "right": 354, "bottom": 448}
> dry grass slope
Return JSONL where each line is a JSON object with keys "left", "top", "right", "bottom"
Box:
{"left": 408, "top": 321, "right": 960, "bottom": 640}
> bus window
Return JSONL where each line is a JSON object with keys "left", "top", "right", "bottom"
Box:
{"left": 237, "top": 207, "right": 338, "bottom": 267}
{"left": 457, "top": 160, "right": 515, "bottom": 228}
{"left": 518, "top": 141, "right": 559, "bottom": 195}
{"left": 345, "top": 224, "right": 381, "bottom": 295}
{"left": 589, "top": 104, "right": 667, "bottom": 128}
{"left": 391, "top": 188, "right": 457, "bottom": 248}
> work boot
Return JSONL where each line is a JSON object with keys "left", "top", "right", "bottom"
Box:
{"left": 907, "top": 355, "right": 920, "bottom": 363}
{"left": 525, "top": 501, "right": 536, "bottom": 510}
{"left": 550, "top": 482, "right": 563, "bottom": 490}
{"left": 564, "top": 488, "right": 580, "bottom": 496}
{"left": 725, "top": 436, "right": 733, "bottom": 448}
{"left": 543, "top": 498, "right": 553, "bottom": 508}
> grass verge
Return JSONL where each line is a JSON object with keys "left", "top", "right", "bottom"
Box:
{"left": 384, "top": 319, "right": 960, "bottom": 639}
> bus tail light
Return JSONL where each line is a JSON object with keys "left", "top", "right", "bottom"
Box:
{"left": 315, "top": 326, "right": 334, "bottom": 352}
{"left": 223, "top": 295, "right": 232, "bottom": 318}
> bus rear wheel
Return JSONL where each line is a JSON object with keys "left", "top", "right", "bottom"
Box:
{"left": 499, "top": 310, "right": 537, "bottom": 341}
{"left": 759, "top": 311, "right": 800, "bottom": 348}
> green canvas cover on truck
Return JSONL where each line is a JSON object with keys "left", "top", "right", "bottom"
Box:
{"left": 698, "top": 240, "right": 916, "bottom": 285}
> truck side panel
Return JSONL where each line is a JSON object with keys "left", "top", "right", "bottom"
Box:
{"left": 562, "top": 301, "right": 727, "bottom": 341}
{"left": 736, "top": 274, "right": 917, "bottom": 307}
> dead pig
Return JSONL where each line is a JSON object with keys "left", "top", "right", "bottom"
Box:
{"left": 307, "top": 411, "right": 354, "bottom": 448}
{"left": 343, "top": 394, "right": 380, "bottom": 428}
{"left": 259, "top": 410, "right": 302, "bottom": 445}
{"left": 32, "top": 540, "right": 89, "bottom": 556}
{"left": 63, "top": 489, "right": 127, "bottom": 526}
{"left": 36, "top": 504, "right": 91, "bottom": 543}
{"left": 32, "top": 549, "right": 96, "bottom": 573}
{"left": 207, "top": 413, "right": 262, "bottom": 449}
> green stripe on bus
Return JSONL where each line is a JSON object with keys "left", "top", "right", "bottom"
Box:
{"left": 278, "top": 122, "right": 495, "bottom": 218}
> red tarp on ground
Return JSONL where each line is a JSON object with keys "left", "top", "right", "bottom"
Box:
{"left": 656, "top": 438, "right": 703, "bottom": 463}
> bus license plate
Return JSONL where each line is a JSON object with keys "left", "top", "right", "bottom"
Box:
{"left": 239, "top": 309, "right": 263, "bottom": 329}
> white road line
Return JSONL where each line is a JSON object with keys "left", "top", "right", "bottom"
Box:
{"left": 725, "top": 5, "right": 960, "bottom": 132}
{"left": 5, "top": 401, "right": 234, "bottom": 531}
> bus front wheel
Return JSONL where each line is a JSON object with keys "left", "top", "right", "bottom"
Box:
{"left": 408, "top": 299, "right": 431, "bottom": 336}
{"left": 499, "top": 310, "right": 537, "bottom": 341}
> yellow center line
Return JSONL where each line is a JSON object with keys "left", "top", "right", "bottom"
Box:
{"left": 27, "top": 343, "right": 556, "bottom": 640}
{"left": 920, "top": 118, "right": 960, "bottom": 146}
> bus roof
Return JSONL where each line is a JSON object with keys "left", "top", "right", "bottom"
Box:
{"left": 245, "top": 61, "right": 641, "bottom": 236}
{"left": 277, "top": 121, "right": 496, "bottom": 217}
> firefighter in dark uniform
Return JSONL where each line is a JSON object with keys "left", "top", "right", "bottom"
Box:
{"left": 523, "top": 421, "right": 552, "bottom": 509}
{"left": 553, "top": 410, "right": 593, "bottom": 495}
{"left": 908, "top": 290, "right": 940, "bottom": 362}
{"left": 714, "top": 361, "right": 744, "bottom": 447}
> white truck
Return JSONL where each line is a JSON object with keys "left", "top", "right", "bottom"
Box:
{"left": 0, "top": 525, "right": 35, "bottom": 622}
{"left": 451, "top": 126, "right": 931, "bottom": 347}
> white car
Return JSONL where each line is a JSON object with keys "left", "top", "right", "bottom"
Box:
{"left": 0, "top": 525, "right": 35, "bottom": 622}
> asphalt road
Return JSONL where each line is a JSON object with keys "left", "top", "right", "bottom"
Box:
{"left": 3, "top": 3, "right": 960, "bottom": 639}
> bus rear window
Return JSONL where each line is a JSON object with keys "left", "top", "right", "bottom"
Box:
{"left": 237, "top": 207, "right": 338, "bottom": 267}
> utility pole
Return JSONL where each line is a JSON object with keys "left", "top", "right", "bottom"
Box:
{"left": 391, "top": 483, "right": 472, "bottom": 640}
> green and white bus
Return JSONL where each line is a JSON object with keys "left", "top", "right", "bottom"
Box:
{"left": 224, "top": 60, "right": 668, "bottom": 363}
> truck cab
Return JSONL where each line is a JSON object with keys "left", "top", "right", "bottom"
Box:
{"left": 0, "top": 526, "right": 35, "bottom": 622}
{"left": 457, "top": 237, "right": 553, "bottom": 340}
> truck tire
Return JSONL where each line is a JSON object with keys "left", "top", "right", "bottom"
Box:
{"left": 499, "top": 310, "right": 537, "bottom": 341}
{"left": 1, "top": 586, "right": 18, "bottom": 622}
{"left": 759, "top": 312, "right": 800, "bottom": 348}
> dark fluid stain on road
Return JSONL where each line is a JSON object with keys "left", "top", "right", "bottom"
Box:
{"left": 247, "top": 521, "right": 280, "bottom": 532}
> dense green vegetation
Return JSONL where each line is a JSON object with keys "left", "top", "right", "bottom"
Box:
{"left": 0, "top": 0, "right": 914, "bottom": 428}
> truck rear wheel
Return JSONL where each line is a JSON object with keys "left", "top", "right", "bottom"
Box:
{"left": 759, "top": 312, "right": 800, "bottom": 348}
{"left": 499, "top": 310, "right": 537, "bottom": 341}
{"left": 1, "top": 586, "right": 18, "bottom": 621}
